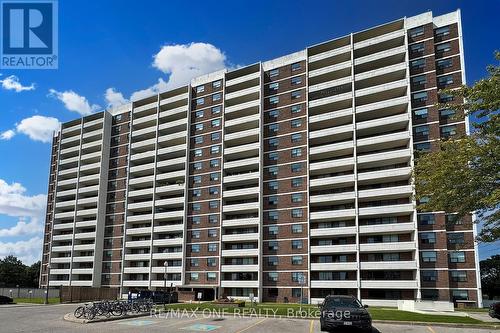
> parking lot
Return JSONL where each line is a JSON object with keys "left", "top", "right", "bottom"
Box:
{"left": 0, "top": 303, "right": 497, "bottom": 333}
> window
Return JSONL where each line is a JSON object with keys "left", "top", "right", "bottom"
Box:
{"left": 446, "top": 214, "right": 461, "bottom": 225}
{"left": 209, "top": 186, "right": 219, "bottom": 195}
{"left": 267, "top": 272, "right": 278, "bottom": 282}
{"left": 209, "top": 200, "right": 219, "bottom": 209}
{"left": 439, "top": 109, "right": 456, "bottom": 120}
{"left": 192, "top": 216, "right": 201, "bottom": 225}
{"left": 291, "top": 133, "right": 302, "bottom": 143}
{"left": 441, "top": 125, "right": 457, "bottom": 139}
{"left": 192, "top": 203, "right": 201, "bottom": 211}
{"left": 268, "top": 211, "right": 278, "bottom": 221}
{"left": 291, "top": 119, "right": 302, "bottom": 128}
{"left": 291, "top": 76, "right": 302, "bottom": 85}
{"left": 291, "top": 178, "right": 303, "bottom": 187}
{"left": 195, "top": 123, "right": 204, "bottom": 131}
{"left": 414, "top": 108, "right": 428, "bottom": 120}
{"left": 452, "top": 290, "right": 468, "bottom": 301}
{"left": 420, "top": 232, "right": 436, "bottom": 244}
{"left": 268, "top": 138, "right": 279, "bottom": 147}
{"left": 421, "top": 270, "right": 437, "bottom": 282}
{"left": 209, "top": 215, "right": 218, "bottom": 224}
{"left": 413, "top": 91, "right": 428, "bottom": 102}
{"left": 269, "top": 109, "right": 279, "bottom": 118}
{"left": 268, "top": 256, "right": 278, "bottom": 266}
{"left": 449, "top": 251, "right": 465, "bottom": 263}
{"left": 212, "top": 105, "right": 221, "bottom": 114}
{"left": 208, "top": 243, "right": 217, "bottom": 252}
{"left": 292, "top": 288, "right": 301, "bottom": 298}
{"left": 211, "top": 119, "right": 221, "bottom": 128}
{"left": 207, "top": 272, "right": 217, "bottom": 281}
{"left": 210, "top": 145, "right": 220, "bottom": 154}
{"left": 291, "top": 163, "right": 302, "bottom": 173}
{"left": 268, "top": 225, "right": 278, "bottom": 235}
{"left": 451, "top": 271, "right": 467, "bottom": 282}
{"left": 439, "top": 93, "right": 454, "bottom": 103}
{"left": 196, "top": 86, "right": 205, "bottom": 94}
{"left": 269, "top": 82, "right": 279, "bottom": 91}
{"left": 268, "top": 241, "right": 278, "bottom": 251}
{"left": 422, "top": 289, "right": 439, "bottom": 300}
{"left": 212, "top": 93, "right": 221, "bottom": 101}
{"left": 410, "top": 26, "right": 424, "bottom": 38}
{"left": 437, "top": 58, "right": 453, "bottom": 70}
{"left": 415, "top": 142, "right": 431, "bottom": 152}
{"left": 291, "top": 148, "right": 302, "bottom": 157}
{"left": 191, "top": 258, "right": 199, "bottom": 267}
{"left": 211, "top": 132, "right": 220, "bottom": 141}
{"left": 410, "top": 42, "right": 425, "bottom": 53}
{"left": 193, "top": 175, "right": 201, "bottom": 184}
{"left": 412, "top": 75, "right": 427, "bottom": 85}
{"left": 213, "top": 80, "right": 222, "bottom": 89}
{"left": 268, "top": 123, "right": 279, "bottom": 133}
{"left": 210, "top": 159, "right": 219, "bottom": 168}
{"left": 268, "top": 166, "right": 278, "bottom": 176}
{"left": 291, "top": 105, "right": 302, "bottom": 113}
{"left": 291, "top": 62, "right": 301, "bottom": 71}
{"left": 195, "top": 110, "right": 204, "bottom": 118}
{"left": 292, "top": 224, "right": 303, "bottom": 233}
{"left": 207, "top": 258, "right": 216, "bottom": 267}
{"left": 208, "top": 229, "right": 217, "bottom": 238}
{"left": 193, "top": 162, "right": 202, "bottom": 170}
{"left": 436, "top": 42, "right": 451, "bottom": 53}
{"left": 196, "top": 97, "right": 204, "bottom": 105}
{"left": 421, "top": 251, "right": 437, "bottom": 262}
{"left": 411, "top": 58, "right": 425, "bottom": 70}
{"left": 193, "top": 189, "right": 201, "bottom": 197}
{"left": 269, "top": 96, "right": 279, "bottom": 104}
{"left": 292, "top": 193, "right": 303, "bottom": 203}
{"left": 194, "top": 149, "right": 203, "bottom": 157}
{"left": 268, "top": 181, "right": 278, "bottom": 190}
{"left": 292, "top": 256, "right": 303, "bottom": 265}
{"left": 191, "top": 244, "right": 200, "bottom": 253}
{"left": 210, "top": 172, "right": 219, "bottom": 181}
{"left": 292, "top": 209, "right": 303, "bottom": 218}
{"left": 448, "top": 233, "right": 465, "bottom": 244}
{"left": 270, "top": 69, "right": 279, "bottom": 77}
{"left": 291, "top": 272, "right": 304, "bottom": 282}
{"left": 268, "top": 152, "right": 278, "bottom": 161}
{"left": 195, "top": 136, "right": 203, "bottom": 144}
{"left": 418, "top": 214, "right": 435, "bottom": 225}
{"left": 268, "top": 196, "right": 278, "bottom": 205}
{"left": 292, "top": 240, "right": 303, "bottom": 249}
{"left": 438, "top": 74, "right": 454, "bottom": 87}
{"left": 435, "top": 26, "right": 450, "bottom": 37}
{"left": 291, "top": 90, "right": 301, "bottom": 99}
{"left": 190, "top": 273, "right": 199, "bottom": 281}
{"left": 415, "top": 125, "right": 429, "bottom": 137}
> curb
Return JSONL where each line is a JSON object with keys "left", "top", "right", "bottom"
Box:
{"left": 63, "top": 312, "right": 150, "bottom": 324}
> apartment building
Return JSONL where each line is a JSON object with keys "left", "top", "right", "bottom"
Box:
{"left": 39, "top": 9, "right": 482, "bottom": 307}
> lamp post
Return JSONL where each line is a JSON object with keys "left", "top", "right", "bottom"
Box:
{"left": 163, "top": 261, "right": 168, "bottom": 309}
{"left": 44, "top": 263, "right": 51, "bottom": 305}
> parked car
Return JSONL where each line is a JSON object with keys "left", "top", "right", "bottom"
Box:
{"left": 489, "top": 302, "right": 500, "bottom": 319}
{"left": 0, "top": 295, "right": 13, "bottom": 304}
{"left": 319, "top": 295, "right": 372, "bottom": 332}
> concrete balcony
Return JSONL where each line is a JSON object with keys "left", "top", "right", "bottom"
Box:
{"left": 222, "top": 217, "right": 259, "bottom": 228}
{"left": 57, "top": 178, "right": 77, "bottom": 187}
{"left": 158, "top": 131, "right": 187, "bottom": 145}
{"left": 76, "top": 208, "right": 98, "bottom": 217}
{"left": 221, "top": 248, "right": 259, "bottom": 257}
{"left": 355, "top": 62, "right": 407, "bottom": 82}
{"left": 357, "top": 131, "right": 410, "bottom": 150}
{"left": 155, "top": 210, "right": 184, "bottom": 221}
{"left": 82, "top": 129, "right": 102, "bottom": 140}
{"left": 225, "top": 142, "right": 260, "bottom": 157}
{"left": 355, "top": 79, "right": 407, "bottom": 98}
{"left": 151, "top": 266, "right": 182, "bottom": 274}
{"left": 126, "top": 227, "right": 151, "bottom": 235}
{"left": 310, "top": 226, "right": 357, "bottom": 237}
{"left": 51, "top": 245, "right": 72, "bottom": 252}
{"left": 157, "top": 144, "right": 187, "bottom": 157}
{"left": 128, "top": 201, "right": 153, "bottom": 211}
{"left": 310, "top": 244, "right": 357, "bottom": 254}
{"left": 156, "top": 156, "right": 186, "bottom": 169}
{"left": 226, "top": 72, "right": 260, "bottom": 87}
{"left": 132, "top": 125, "right": 156, "bottom": 138}
{"left": 308, "top": 60, "right": 352, "bottom": 78}
{"left": 156, "top": 184, "right": 184, "bottom": 195}
{"left": 74, "top": 231, "right": 96, "bottom": 240}
{"left": 311, "top": 262, "right": 358, "bottom": 271}
{"left": 53, "top": 222, "right": 74, "bottom": 230}
{"left": 358, "top": 203, "right": 414, "bottom": 217}
{"left": 153, "top": 224, "right": 184, "bottom": 233}
{"left": 224, "top": 157, "right": 259, "bottom": 170}
{"left": 354, "top": 45, "right": 406, "bottom": 66}
{"left": 156, "top": 169, "right": 186, "bottom": 182}
{"left": 355, "top": 96, "right": 408, "bottom": 115}
{"left": 130, "top": 151, "right": 155, "bottom": 162}
{"left": 55, "top": 200, "right": 76, "bottom": 209}
{"left": 151, "top": 252, "right": 183, "bottom": 260}
{"left": 133, "top": 113, "right": 156, "bottom": 127}
{"left": 83, "top": 117, "right": 103, "bottom": 128}
{"left": 359, "top": 241, "right": 416, "bottom": 252}
{"left": 59, "top": 156, "right": 79, "bottom": 165}
{"left": 310, "top": 209, "right": 356, "bottom": 221}
{"left": 160, "top": 92, "right": 189, "bottom": 106}
{"left": 78, "top": 173, "right": 100, "bottom": 183}
{"left": 310, "top": 124, "right": 353, "bottom": 140}
{"left": 222, "top": 233, "right": 259, "bottom": 242}
{"left": 72, "top": 256, "right": 95, "bottom": 263}
{"left": 309, "top": 157, "right": 355, "bottom": 173}
{"left": 56, "top": 188, "right": 77, "bottom": 197}
{"left": 58, "top": 166, "right": 78, "bottom": 177}
{"left": 52, "top": 234, "right": 73, "bottom": 241}
{"left": 311, "top": 280, "right": 358, "bottom": 289}
{"left": 134, "top": 101, "right": 157, "bottom": 114}
{"left": 152, "top": 238, "right": 183, "bottom": 247}
{"left": 81, "top": 139, "right": 102, "bottom": 150}
{"left": 310, "top": 174, "right": 355, "bottom": 189}
{"left": 60, "top": 135, "right": 80, "bottom": 146}
{"left": 308, "top": 45, "right": 351, "bottom": 63}
{"left": 78, "top": 185, "right": 99, "bottom": 194}
{"left": 127, "top": 214, "right": 153, "bottom": 223}
{"left": 77, "top": 197, "right": 98, "bottom": 206}
{"left": 129, "top": 162, "right": 155, "bottom": 174}
{"left": 54, "top": 211, "right": 74, "bottom": 219}
{"left": 72, "top": 268, "right": 94, "bottom": 275}
{"left": 309, "top": 76, "right": 352, "bottom": 93}
{"left": 225, "top": 85, "right": 260, "bottom": 101}
{"left": 50, "top": 257, "right": 72, "bottom": 264}
{"left": 131, "top": 138, "right": 156, "bottom": 150}
{"left": 309, "top": 108, "right": 352, "bottom": 125}
{"left": 150, "top": 280, "right": 181, "bottom": 287}
{"left": 357, "top": 148, "right": 411, "bottom": 166}
{"left": 123, "top": 280, "right": 150, "bottom": 287}
{"left": 221, "top": 264, "right": 259, "bottom": 272}
{"left": 223, "top": 186, "right": 259, "bottom": 198}
{"left": 128, "top": 188, "right": 154, "bottom": 198}
{"left": 310, "top": 192, "right": 356, "bottom": 205}
{"left": 225, "top": 113, "right": 260, "bottom": 129}
{"left": 75, "top": 220, "right": 97, "bottom": 228}
{"left": 223, "top": 202, "right": 259, "bottom": 213}
{"left": 158, "top": 118, "right": 186, "bottom": 132}
{"left": 224, "top": 172, "right": 259, "bottom": 184}
{"left": 123, "top": 267, "right": 150, "bottom": 274}
{"left": 356, "top": 113, "right": 409, "bottom": 131}
{"left": 79, "top": 162, "right": 100, "bottom": 172}
{"left": 310, "top": 141, "right": 354, "bottom": 158}
{"left": 62, "top": 123, "right": 81, "bottom": 134}
{"left": 50, "top": 269, "right": 71, "bottom": 275}
{"left": 220, "top": 280, "right": 259, "bottom": 288}
{"left": 360, "top": 260, "right": 417, "bottom": 270}
{"left": 124, "top": 253, "right": 150, "bottom": 261}
{"left": 357, "top": 167, "right": 411, "bottom": 184}
{"left": 358, "top": 185, "right": 413, "bottom": 201}
{"left": 224, "top": 100, "right": 260, "bottom": 114}
{"left": 159, "top": 105, "right": 188, "bottom": 118}
{"left": 359, "top": 222, "right": 415, "bottom": 234}
{"left": 49, "top": 280, "right": 70, "bottom": 286}
{"left": 73, "top": 244, "right": 95, "bottom": 251}
{"left": 125, "top": 240, "right": 151, "bottom": 248}
{"left": 225, "top": 128, "right": 259, "bottom": 143}
{"left": 354, "top": 29, "right": 405, "bottom": 50}
{"left": 309, "top": 91, "right": 352, "bottom": 109}
{"left": 361, "top": 280, "right": 418, "bottom": 289}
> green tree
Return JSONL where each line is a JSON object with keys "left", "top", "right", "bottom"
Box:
{"left": 0, "top": 255, "right": 26, "bottom": 287}
{"left": 24, "top": 261, "right": 41, "bottom": 287}
{"left": 480, "top": 255, "right": 500, "bottom": 300}
{"left": 415, "top": 51, "right": 500, "bottom": 242}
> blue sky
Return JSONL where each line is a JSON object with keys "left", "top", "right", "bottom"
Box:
{"left": 0, "top": 0, "right": 498, "bottom": 263}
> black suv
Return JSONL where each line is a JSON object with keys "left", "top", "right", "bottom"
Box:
{"left": 319, "top": 295, "right": 372, "bottom": 332}
{"left": 489, "top": 302, "right": 500, "bottom": 319}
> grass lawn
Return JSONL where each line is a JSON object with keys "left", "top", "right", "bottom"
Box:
{"left": 157, "top": 302, "right": 489, "bottom": 325}
{"left": 13, "top": 297, "right": 60, "bottom": 304}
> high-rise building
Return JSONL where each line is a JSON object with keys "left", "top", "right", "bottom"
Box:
{"left": 40, "top": 9, "right": 481, "bottom": 307}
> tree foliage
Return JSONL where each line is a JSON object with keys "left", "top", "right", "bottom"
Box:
{"left": 415, "top": 51, "right": 500, "bottom": 242}
{"left": 480, "top": 255, "right": 500, "bottom": 300}
{"left": 0, "top": 255, "right": 41, "bottom": 287}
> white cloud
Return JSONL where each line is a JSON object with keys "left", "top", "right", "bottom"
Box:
{"left": 49, "top": 89, "right": 100, "bottom": 115}
{"left": 105, "top": 87, "right": 128, "bottom": 108}
{"left": 0, "top": 179, "right": 46, "bottom": 218}
{"left": 130, "top": 78, "right": 168, "bottom": 101}
{"left": 16, "top": 115, "right": 60, "bottom": 143}
{"left": 0, "top": 129, "right": 15, "bottom": 140}
{"left": 0, "top": 236, "right": 43, "bottom": 264}
{"left": 0, "top": 75, "right": 35, "bottom": 92}
{"left": 0, "top": 217, "right": 43, "bottom": 237}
